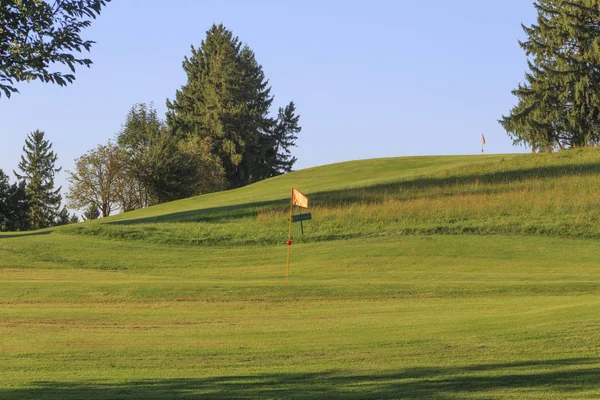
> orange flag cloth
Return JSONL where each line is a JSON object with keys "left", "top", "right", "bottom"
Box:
{"left": 291, "top": 188, "right": 309, "bottom": 209}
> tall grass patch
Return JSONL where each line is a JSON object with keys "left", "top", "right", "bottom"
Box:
{"left": 63, "top": 149, "right": 600, "bottom": 245}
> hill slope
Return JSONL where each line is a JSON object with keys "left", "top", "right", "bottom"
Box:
{"left": 97, "top": 154, "right": 511, "bottom": 222}
{"left": 59, "top": 149, "right": 600, "bottom": 245}
{"left": 2, "top": 150, "right": 600, "bottom": 399}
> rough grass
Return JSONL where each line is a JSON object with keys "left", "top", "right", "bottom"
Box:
{"left": 64, "top": 148, "right": 600, "bottom": 245}
{"left": 3, "top": 149, "right": 600, "bottom": 398}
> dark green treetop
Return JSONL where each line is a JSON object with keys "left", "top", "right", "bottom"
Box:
{"left": 500, "top": 0, "right": 600, "bottom": 150}
{"left": 82, "top": 204, "right": 100, "bottom": 221}
{"left": 118, "top": 103, "right": 222, "bottom": 205}
{"left": 0, "top": 174, "right": 30, "bottom": 232}
{"left": 268, "top": 101, "right": 301, "bottom": 176}
{"left": 55, "top": 207, "right": 71, "bottom": 226}
{"left": 14, "top": 130, "right": 62, "bottom": 230}
{"left": 166, "top": 24, "right": 276, "bottom": 188}
{"left": 0, "top": 170, "right": 9, "bottom": 230}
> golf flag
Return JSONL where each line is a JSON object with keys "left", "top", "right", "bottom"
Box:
{"left": 481, "top": 133, "right": 486, "bottom": 154}
{"left": 291, "top": 188, "right": 309, "bottom": 209}
{"left": 286, "top": 188, "right": 309, "bottom": 282}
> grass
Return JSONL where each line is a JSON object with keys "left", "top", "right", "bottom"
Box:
{"left": 65, "top": 149, "right": 600, "bottom": 245}
{"left": 2, "top": 149, "right": 600, "bottom": 398}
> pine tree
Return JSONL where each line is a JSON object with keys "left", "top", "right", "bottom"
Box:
{"left": 14, "top": 130, "right": 62, "bottom": 229}
{"left": 0, "top": 170, "right": 9, "bottom": 230}
{"left": 5, "top": 181, "right": 30, "bottom": 231}
{"left": 167, "top": 24, "right": 275, "bottom": 188}
{"left": 500, "top": 0, "right": 600, "bottom": 150}
{"left": 267, "top": 101, "right": 301, "bottom": 176}
{"left": 82, "top": 204, "right": 100, "bottom": 221}
{"left": 55, "top": 207, "right": 71, "bottom": 226}
{"left": 0, "top": 177, "right": 30, "bottom": 232}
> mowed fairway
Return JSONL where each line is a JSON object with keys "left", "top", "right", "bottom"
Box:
{"left": 2, "top": 152, "right": 600, "bottom": 398}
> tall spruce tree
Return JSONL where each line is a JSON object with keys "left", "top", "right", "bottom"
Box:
{"left": 14, "top": 130, "right": 62, "bottom": 229}
{"left": 166, "top": 24, "right": 275, "bottom": 188}
{"left": 0, "top": 170, "right": 9, "bottom": 230}
{"left": 268, "top": 101, "right": 301, "bottom": 176}
{"left": 500, "top": 0, "right": 600, "bottom": 150}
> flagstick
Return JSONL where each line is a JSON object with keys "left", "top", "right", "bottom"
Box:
{"left": 286, "top": 194, "right": 293, "bottom": 282}
{"left": 481, "top": 134, "right": 486, "bottom": 154}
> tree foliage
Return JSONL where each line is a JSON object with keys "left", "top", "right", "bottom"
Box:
{"left": 0, "top": 172, "right": 30, "bottom": 232}
{"left": 268, "top": 101, "right": 301, "bottom": 177}
{"left": 55, "top": 206, "right": 71, "bottom": 226}
{"left": 167, "top": 24, "right": 299, "bottom": 188}
{"left": 0, "top": 170, "right": 11, "bottom": 231}
{"left": 501, "top": 0, "right": 600, "bottom": 150}
{"left": 82, "top": 204, "right": 100, "bottom": 221}
{"left": 14, "top": 130, "right": 62, "bottom": 229}
{"left": 3, "top": 134, "right": 74, "bottom": 231}
{"left": 0, "top": 0, "right": 110, "bottom": 98}
{"left": 69, "top": 214, "right": 79, "bottom": 224}
{"left": 67, "top": 142, "right": 124, "bottom": 218}
{"left": 61, "top": 24, "right": 301, "bottom": 218}
{"left": 5, "top": 180, "right": 30, "bottom": 231}
{"left": 0, "top": 170, "right": 9, "bottom": 227}
{"left": 119, "top": 103, "right": 224, "bottom": 206}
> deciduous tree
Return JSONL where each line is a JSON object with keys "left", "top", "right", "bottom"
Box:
{"left": 119, "top": 103, "right": 224, "bottom": 205}
{"left": 67, "top": 143, "right": 123, "bottom": 218}
{"left": 0, "top": 0, "right": 110, "bottom": 98}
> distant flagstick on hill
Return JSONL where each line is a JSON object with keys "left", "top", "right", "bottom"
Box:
{"left": 482, "top": 133, "right": 486, "bottom": 154}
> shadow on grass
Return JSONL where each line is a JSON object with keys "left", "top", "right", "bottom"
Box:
{"left": 0, "top": 230, "right": 52, "bottom": 239}
{"left": 103, "top": 161, "right": 600, "bottom": 226}
{"left": 2, "top": 358, "right": 599, "bottom": 399}
{"left": 108, "top": 200, "right": 287, "bottom": 225}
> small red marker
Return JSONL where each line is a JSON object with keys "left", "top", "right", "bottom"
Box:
{"left": 287, "top": 240, "right": 292, "bottom": 246}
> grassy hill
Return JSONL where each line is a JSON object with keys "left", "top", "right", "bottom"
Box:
{"left": 66, "top": 149, "right": 600, "bottom": 245}
{"left": 2, "top": 150, "right": 600, "bottom": 398}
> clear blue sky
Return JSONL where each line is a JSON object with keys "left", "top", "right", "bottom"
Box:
{"left": 0, "top": 0, "right": 536, "bottom": 195}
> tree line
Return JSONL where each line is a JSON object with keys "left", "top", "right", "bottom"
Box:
{"left": 67, "top": 24, "right": 301, "bottom": 219}
{"left": 1, "top": 21, "right": 301, "bottom": 230}
{"left": 0, "top": 131, "right": 76, "bottom": 231}
{"left": 6, "top": 0, "right": 600, "bottom": 186}
{"left": 1, "top": 0, "right": 110, "bottom": 230}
